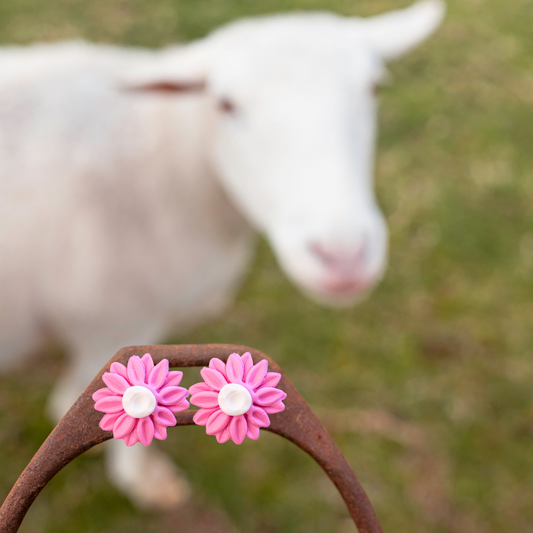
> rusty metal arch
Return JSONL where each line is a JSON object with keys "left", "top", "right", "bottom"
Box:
{"left": 0, "top": 344, "right": 383, "bottom": 533}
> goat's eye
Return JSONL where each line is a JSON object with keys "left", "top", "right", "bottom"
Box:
{"left": 218, "top": 97, "right": 237, "bottom": 114}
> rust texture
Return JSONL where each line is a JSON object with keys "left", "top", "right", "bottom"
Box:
{"left": 0, "top": 344, "right": 383, "bottom": 533}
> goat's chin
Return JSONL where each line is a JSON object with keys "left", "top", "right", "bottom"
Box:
{"left": 294, "top": 277, "right": 378, "bottom": 308}
{"left": 303, "top": 287, "right": 373, "bottom": 308}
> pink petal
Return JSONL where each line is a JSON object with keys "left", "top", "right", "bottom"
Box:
{"left": 245, "top": 360, "right": 268, "bottom": 389}
{"left": 226, "top": 353, "right": 244, "bottom": 383}
{"left": 148, "top": 359, "right": 169, "bottom": 390}
{"left": 246, "top": 423, "right": 260, "bottom": 440}
{"left": 110, "top": 362, "right": 130, "bottom": 383}
{"left": 164, "top": 370, "right": 183, "bottom": 387}
{"left": 166, "top": 399, "right": 190, "bottom": 413}
{"left": 261, "top": 372, "right": 281, "bottom": 388}
{"left": 99, "top": 412, "right": 121, "bottom": 431}
{"left": 141, "top": 353, "right": 154, "bottom": 374}
{"left": 92, "top": 387, "right": 114, "bottom": 402}
{"left": 137, "top": 417, "right": 155, "bottom": 446}
{"left": 193, "top": 408, "right": 218, "bottom": 426}
{"left": 127, "top": 356, "right": 146, "bottom": 385}
{"left": 246, "top": 405, "right": 270, "bottom": 428}
{"left": 229, "top": 415, "right": 248, "bottom": 445}
{"left": 241, "top": 352, "right": 254, "bottom": 377}
{"left": 158, "top": 386, "right": 188, "bottom": 405}
{"left": 190, "top": 390, "right": 219, "bottom": 408}
{"left": 189, "top": 382, "right": 211, "bottom": 395}
{"left": 102, "top": 373, "right": 130, "bottom": 395}
{"left": 124, "top": 431, "right": 139, "bottom": 446}
{"left": 151, "top": 405, "right": 176, "bottom": 427}
{"left": 216, "top": 427, "right": 231, "bottom": 443}
{"left": 209, "top": 358, "right": 227, "bottom": 377}
{"left": 254, "top": 387, "right": 287, "bottom": 407}
{"left": 200, "top": 367, "right": 227, "bottom": 391}
{"left": 206, "top": 410, "right": 231, "bottom": 435}
{"left": 94, "top": 395, "right": 124, "bottom": 414}
{"left": 113, "top": 413, "right": 136, "bottom": 439}
{"left": 263, "top": 402, "right": 285, "bottom": 414}
{"left": 153, "top": 422, "right": 168, "bottom": 440}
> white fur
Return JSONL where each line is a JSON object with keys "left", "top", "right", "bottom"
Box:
{"left": 0, "top": 0, "right": 444, "bottom": 507}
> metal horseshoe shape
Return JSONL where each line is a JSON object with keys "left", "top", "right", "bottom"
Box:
{"left": 0, "top": 344, "right": 383, "bottom": 533}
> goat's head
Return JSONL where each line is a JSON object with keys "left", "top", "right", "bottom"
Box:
{"left": 125, "top": 0, "right": 445, "bottom": 306}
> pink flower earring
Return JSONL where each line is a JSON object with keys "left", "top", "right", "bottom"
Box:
{"left": 93, "top": 353, "right": 189, "bottom": 446}
{"left": 190, "top": 352, "right": 286, "bottom": 444}
{"left": 93, "top": 352, "right": 286, "bottom": 446}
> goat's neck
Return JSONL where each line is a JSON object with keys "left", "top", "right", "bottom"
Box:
{"left": 144, "top": 95, "right": 252, "bottom": 250}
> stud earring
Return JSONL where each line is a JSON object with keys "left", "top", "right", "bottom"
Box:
{"left": 93, "top": 353, "right": 189, "bottom": 446}
{"left": 190, "top": 352, "right": 286, "bottom": 444}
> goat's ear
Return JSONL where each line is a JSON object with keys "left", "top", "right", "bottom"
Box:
{"left": 359, "top": 0, "right": 445, "bottom": 60}
{"left": 120, "top": 42, "right": 210, "bottom": 94}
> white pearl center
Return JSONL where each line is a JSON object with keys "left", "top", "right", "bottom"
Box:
{"left": 122, "top": 386, "right": 157, "bottom": 418}
{"left": 218, "top": 383, "right": 253, "bottom": 416}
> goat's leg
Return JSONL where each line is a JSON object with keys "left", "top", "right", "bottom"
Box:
{"left": 106, "top": 438, "right": 190, "bottom": 509}
{"left": 46, "top": 346, "right": 108, "bottom": 422}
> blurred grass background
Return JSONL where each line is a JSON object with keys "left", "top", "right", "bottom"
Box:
{"left": 1, "top": 0, "right": 533, "bottom": 531}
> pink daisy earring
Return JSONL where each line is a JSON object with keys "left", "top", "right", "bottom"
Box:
{"left": 92, "top": 353, "right": 189, "bottom": 446}
{"left": 190, "top": 352, "right": 287, "bottom": 444}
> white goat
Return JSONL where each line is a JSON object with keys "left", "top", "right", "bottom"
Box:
{"left": 0, "top": 0, "right": 444, "bottom": 508}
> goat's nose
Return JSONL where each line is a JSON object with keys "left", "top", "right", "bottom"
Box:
{"left": 309, "top": 239, "right": 368, "bottom": 273}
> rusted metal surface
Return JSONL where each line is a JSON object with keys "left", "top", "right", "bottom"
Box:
{"left": 0, "top": 344, "right": 384, "bottom": 533}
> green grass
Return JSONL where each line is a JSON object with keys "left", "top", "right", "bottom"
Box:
{"left": 1, "top": 0, "right": 533, "bottom": 531}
